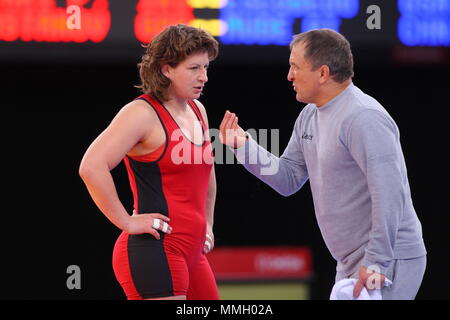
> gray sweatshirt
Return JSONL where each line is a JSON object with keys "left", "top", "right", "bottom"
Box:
{"left": 233, "top": 83, "right": 426, "bottom": 276}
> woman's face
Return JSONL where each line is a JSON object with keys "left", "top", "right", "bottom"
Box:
{"left": 164, "top": 51, "right": 210, "bottom": 101}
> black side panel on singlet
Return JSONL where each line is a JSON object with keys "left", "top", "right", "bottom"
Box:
{"left": 127, "top": 233, "right": 174, "bottom": 298}
{"left": 126, "top": 158, "right": 174, "bottom": 298}
{"left": 127, "top": 157, "right": 169, "bottom": 216}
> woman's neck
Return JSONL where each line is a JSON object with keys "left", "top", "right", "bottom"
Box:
{"left": 163, "top": 96, "right": 189, "bottom": 115}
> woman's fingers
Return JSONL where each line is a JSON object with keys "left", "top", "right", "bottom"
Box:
{"left": 151, "top": 218, "right": 171, "bottom": 233}
{"left": 151, "top": 213, "right": 170, "bottom": 223}
{"left": 150, "top": 217, "right": 172, "bottom": 234}
{"left": 148, "top": 228, "right": 161, "bottom": 240}
{"left": 203, "top": 233, "right": 214, "bottom": 254}
{"left": 132, "top": 213, "right": 173, "bottom": 238}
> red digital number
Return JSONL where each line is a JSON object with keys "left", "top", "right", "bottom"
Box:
{"left": 134, "top": 0, "right": 194, "bottom": 43}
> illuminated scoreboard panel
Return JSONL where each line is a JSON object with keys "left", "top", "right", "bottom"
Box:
{"left": 398, "top": 0, "right": 450, "bottom": 46}
{"left": 218, "top": 0, "right": 360, "bottom": 45}
{"left": 0, "top": 0, "right": 111, "bottom": 43}
{"left": 0, "top": 0, "right": 448, "bottom": 62}
{"left": 135, "top": 0, "right": 194, "bottom": 43}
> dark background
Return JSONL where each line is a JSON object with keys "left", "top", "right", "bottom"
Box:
{"left": 1, "top": 0, "right": 449, "bottom": 300}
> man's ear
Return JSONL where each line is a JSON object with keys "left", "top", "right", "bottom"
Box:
{"left": 161, "top": 64, "right": 171, "bottom": 78}
{"left": 318, "top": 65, "right": 330, "bottom": 84}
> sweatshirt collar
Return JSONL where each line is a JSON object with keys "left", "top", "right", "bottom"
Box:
{"left": 316, "top": 82, "right": 354, "bottom": 112}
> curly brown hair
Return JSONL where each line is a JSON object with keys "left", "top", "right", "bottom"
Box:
{"left": 135, "top": 24, "right": 219, "bottom": 101}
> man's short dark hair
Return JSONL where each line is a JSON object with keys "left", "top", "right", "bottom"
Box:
{"left": 290, "top": 29, "right": 354, "bottom": 83}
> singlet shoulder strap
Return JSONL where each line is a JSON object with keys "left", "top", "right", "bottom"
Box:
{"left": 188, "top": 100, "right": 208, "bottom": 131}
{"left": 134, "top": 94, "right": 177, "bottom": 132}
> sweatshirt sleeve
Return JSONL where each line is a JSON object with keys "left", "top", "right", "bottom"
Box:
{"left": 346, "top": 109, "right": 405, "bottom": 274}
{"left": 232, "top": 117, "right": 309, "bottom": 196}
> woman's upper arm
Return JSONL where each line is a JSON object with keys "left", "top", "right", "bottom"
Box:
{"left": 81, "top": 100, "right": 154, "bottom": 171}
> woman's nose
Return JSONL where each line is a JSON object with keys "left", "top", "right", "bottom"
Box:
{"left": 199, "top": 69, "right": 208, "bottom": 83}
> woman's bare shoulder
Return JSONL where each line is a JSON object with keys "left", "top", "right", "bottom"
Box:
{"left": 117, "top": 98, "right": 159, "bottom": 123}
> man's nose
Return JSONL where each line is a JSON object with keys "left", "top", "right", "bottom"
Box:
{"left": 287, "top": 68, "right": 293, "bottom": 81}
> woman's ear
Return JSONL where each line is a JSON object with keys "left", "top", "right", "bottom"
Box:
{"left": 161, "top": 64, "right": 171, "bottom": 78}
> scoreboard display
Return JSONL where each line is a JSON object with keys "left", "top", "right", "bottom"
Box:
{"left": 0, "top": 0, "right": 449, "bottom": 62}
